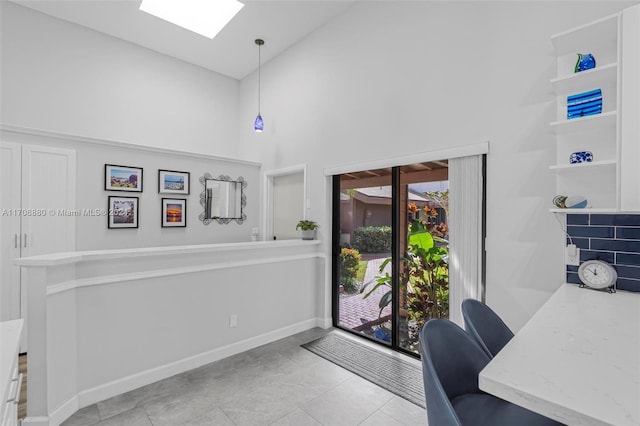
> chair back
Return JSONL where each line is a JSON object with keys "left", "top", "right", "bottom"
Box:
{"left": 419, "top": 318, "right": 491, "bottom": 426}
{"left": 461, "top": 299, "right": 514, "bottom": 358}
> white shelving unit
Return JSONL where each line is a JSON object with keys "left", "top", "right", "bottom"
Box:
{"left": 549, "top": 13, "right": 621, "bottom": 212}
{"left": 549, "top": 159, "right": 616, "bottom": 171}
{"left": 549, "top": 110, "right": 617, "bottom": 135}
{"left": 549, "top": 6, "right": 640, "bottom": 213}
{"left": 550, "top": 62, "right": 617, "bottom": 94}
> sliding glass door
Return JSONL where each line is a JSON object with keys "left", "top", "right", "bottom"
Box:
{"left": 334, "top": 172, "right": 394, "bottom": 345}
{"left": 332, "top": 162, "right": 451, "bottom": 355}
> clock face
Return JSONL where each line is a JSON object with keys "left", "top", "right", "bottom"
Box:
{"left": 578, "top": 260, "right": 617, "bottom": 289}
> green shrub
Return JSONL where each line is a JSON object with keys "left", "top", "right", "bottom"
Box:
{"left": 352, "top": 226, "right": 392, "bottom": 253}
{"left": 340, "top": 247, "right": 361, "bottom": 279}
{"left": 341, "top": 276, "right": 360, "bottom": 294}
{"left": 340, "top": 248, "right": 362, "bottom": 293}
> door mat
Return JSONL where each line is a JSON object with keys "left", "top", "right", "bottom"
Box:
{"left": 301, "top": 333, "right": 425, "bottom": 408}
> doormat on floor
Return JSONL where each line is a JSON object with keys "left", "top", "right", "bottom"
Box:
{"left": 301, "top": 333, "right": 425, "bottom": 408}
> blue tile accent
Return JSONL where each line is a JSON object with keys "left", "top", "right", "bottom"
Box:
{"left": 568, "top": 237, "right": 589, "bottom": 250}
{"left": 567, "top": 225, "right": 614, "bottom": 238}
{"left": 616, "top": 227, "right": 640, "bottom": 240}
{"left": 591, "top": 239, "right": 640, "bottom": 253}
{"left": 566, "top": 214, "right": 640, "bottom": 292}
{"left": 566, "top": 272, "right": 582, "bottom": 284}
{"left": 579, "top": 250, "right": 614, "bottom": 263}
{"left": 589, "top": 215, "right": 615, "bottom": 225}
{"left": 614, "top": 265, "right": 640, "bottom": 280}
{"left": 616, "top": 253, "right": 640, "bottom": 267}
{"left": 617, "top": 278, "right": 640, "bottom": 292}
{"left": 589, "top": 214, "right": 640, "bottom": 226}
{"left": 567, "top": 214, "right": 589, "bottom": 225}
{"left": 614, "top": 215, "right": 640, "bottom": 226}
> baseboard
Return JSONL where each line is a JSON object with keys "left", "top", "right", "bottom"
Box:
{"left": 316, "top": 317, "right": 333, "bottom": 329}
{"left": 20, "top": 416, "right": 49, "bottom": 426}
{"left": 75, "top": 318, "right": 319, "bottom": 409}
{"left": 47, "top": 395, "right": 79, "bottom": 426}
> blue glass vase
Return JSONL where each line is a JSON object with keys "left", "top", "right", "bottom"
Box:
{"left": 575, "top": 53, "right": 596, "bottom": 72}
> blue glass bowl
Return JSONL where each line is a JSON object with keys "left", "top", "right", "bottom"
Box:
{"left": 569, "top": 151, "right": 593, "bottom": 164}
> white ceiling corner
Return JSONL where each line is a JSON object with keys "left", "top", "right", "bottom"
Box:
{"left": 8, "top": 0, "right": 355, "bottom": 80}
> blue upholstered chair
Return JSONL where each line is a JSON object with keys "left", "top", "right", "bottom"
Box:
{"left": 461, "top": 298, "right": 514, "bottom": 358}
{"left": 419, "top": 319, "right": 562, "bottom": 426}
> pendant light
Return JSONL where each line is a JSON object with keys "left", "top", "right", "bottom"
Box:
{"left": 254, "top": 38, "right": 265, "bottom": 132}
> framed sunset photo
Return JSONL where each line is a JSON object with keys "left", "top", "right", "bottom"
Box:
{"left": 162, "top": 198, "right": 187, "bottom": 228}
{"left": 105, "top": 164, "right": 143, "bottom": 192}
{"left": 158, "top": 170, "right": 190, "bottom": 195}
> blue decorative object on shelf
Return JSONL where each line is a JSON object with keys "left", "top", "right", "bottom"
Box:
{"left": 565, "top": 195, "right": 588, "bottom": 209}
{"left": 575, "top": 53, "right": 596, "bottom": 72}
{"left": 567, "top": 89, "right": 602, "bottom": 119}
{"left": 553, "top": 194, "right": 588, "bottom": 209}
{"left": 570, "top": 151, "right": 594, "bottom": 164}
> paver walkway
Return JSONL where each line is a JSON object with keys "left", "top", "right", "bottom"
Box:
{"left": 338, "top": 257, "right": 392, "bottom": 330}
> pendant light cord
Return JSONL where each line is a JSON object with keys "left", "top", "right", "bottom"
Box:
{"left": 253, "top": 39, "right": 265, "bottom": 132}
{"left": 258, "top": 43, "right": 261, "bottom": 114}
{"left": 256, "top": 39, "right": 263, "bottom": 115}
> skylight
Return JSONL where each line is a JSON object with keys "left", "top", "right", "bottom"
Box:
{"left": 139, "top": 0, "right": 244, "bottom": 39}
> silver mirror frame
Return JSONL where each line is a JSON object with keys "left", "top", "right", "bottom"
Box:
{"left": 198, "top": 173, "right": 247, "bottom": 225}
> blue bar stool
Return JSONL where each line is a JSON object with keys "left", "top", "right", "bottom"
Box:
{"left": 461, "top": 298, "right": 514, "bottom": 358}
{"left": 419, "top": 319, "right": 563, "bottom": 426}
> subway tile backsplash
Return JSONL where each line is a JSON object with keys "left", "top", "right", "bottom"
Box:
{"left": 566, "top": 214, "right": 640, "bottom": 292}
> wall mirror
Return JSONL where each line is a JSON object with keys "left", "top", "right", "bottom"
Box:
{"left": 199, "top": 173, "right": 247, "bottom": 224}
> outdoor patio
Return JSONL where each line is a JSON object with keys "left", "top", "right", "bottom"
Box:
{"left": 338, "top": 257, "right": 391, "bottom": 330}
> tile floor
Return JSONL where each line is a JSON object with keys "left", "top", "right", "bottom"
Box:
{"left": 61, "top": 328, "right": 426, "bottom": 426}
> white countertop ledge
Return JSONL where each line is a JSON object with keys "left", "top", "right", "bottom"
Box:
{"left": 15, "top": 239, "right": 322, "bottom": 267}
{"left": 480, "top": 284, "right": 640, "bottom": 425}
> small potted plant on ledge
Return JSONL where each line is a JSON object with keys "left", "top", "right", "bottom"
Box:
{"left": 296, "top": 220, "right": 319, "bottom": 240}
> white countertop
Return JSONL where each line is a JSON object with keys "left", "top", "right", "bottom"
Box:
{"left": 479, "top": 284, "right": 640, "bottom": 426}
{"left": 1, "top": 319, "right": 23, "bottom": 408}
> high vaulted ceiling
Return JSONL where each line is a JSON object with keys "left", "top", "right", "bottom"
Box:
{"left": 8, "top": 0, "right": 355, "bottom": 80}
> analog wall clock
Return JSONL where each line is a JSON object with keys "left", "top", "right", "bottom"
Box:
{"left": 577, "top": 260, "right": 617, "bottom": 292}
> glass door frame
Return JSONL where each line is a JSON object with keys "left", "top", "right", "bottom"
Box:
{"left": 331, "top": 168, "right": 418, "bottom": 358}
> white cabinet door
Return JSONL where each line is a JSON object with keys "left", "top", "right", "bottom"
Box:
{"left": 21, "top": 144, "right": 77, "bottom": 257}
{"left": 0, "top": 142, "right": 22, "bottom": 323}
{"left": 0, "top": 142, "right": 76, "bottom": 350}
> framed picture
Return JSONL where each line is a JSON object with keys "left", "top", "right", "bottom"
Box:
{"left": 108, "top": 196, "right": 139, "bottom": 229}
{"left": 105, "top": 164, "right": 143, "bottom": 192}
{"left": 158, "top": 170, "right": 190, "bottom": 195}
{"left": 162, "top": 198, "right": 187, "bottom": 228}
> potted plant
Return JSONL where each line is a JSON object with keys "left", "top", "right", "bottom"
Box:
{"left": 296, "top": 220, "right": 319, "bottom": 240}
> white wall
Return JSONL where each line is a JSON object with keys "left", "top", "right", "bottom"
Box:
{"left": 3, "top": 0, "right": 638, "bottom": 331}
{"left": 2, "top": 129, "right": 260, "bottom": 250}
{"left": 1, "top": 2, "right": 260, "bottom": 250}
{"left": 0, "top": 2, "right": 240, "bottom": 159}
{"left": 237, "top": 1, "right": 639, "bottom": 331}
{"left": 19, "top": 241, "right": 323, "bottom": 425}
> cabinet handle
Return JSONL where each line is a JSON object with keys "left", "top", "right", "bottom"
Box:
{"left": 23, "top": 233, "right": 27, "bottom": 248}
{"left": 6, "top": 373, "right": 21, "bottom": 403}
{"left": 14, "top": 234, "right": 18, "bottom": 248}
{"left": 13, "top": 373, "right": 23, "bottom": 405}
